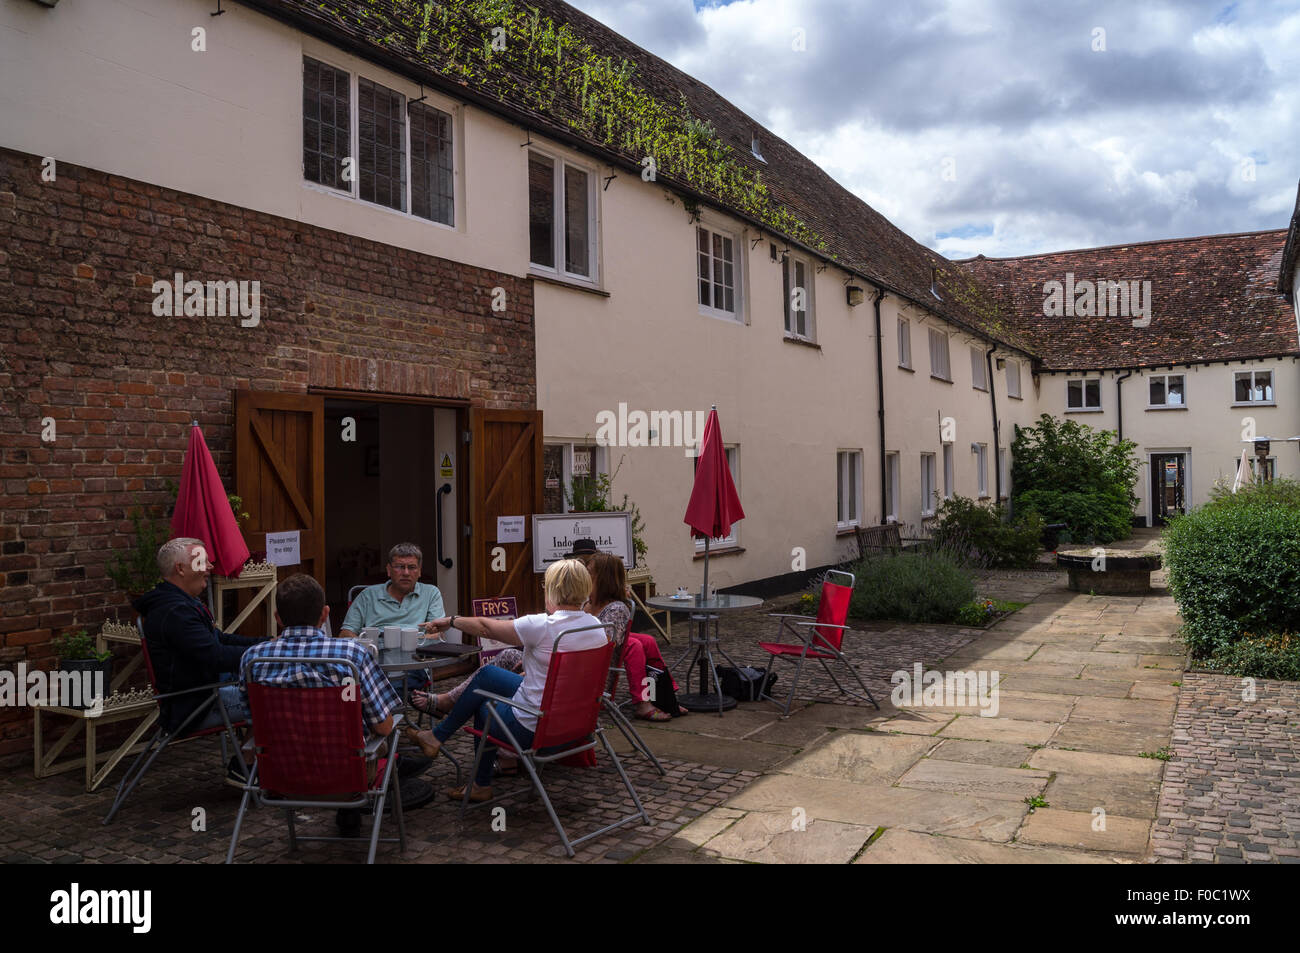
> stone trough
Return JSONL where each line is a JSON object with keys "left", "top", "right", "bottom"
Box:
{"left": 1055, "top": 549, "right": 1162, "bottom": 594}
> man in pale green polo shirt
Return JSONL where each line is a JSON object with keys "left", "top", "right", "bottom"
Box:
{"left": 340, "top": 542, "right": 446, "bottom": 639}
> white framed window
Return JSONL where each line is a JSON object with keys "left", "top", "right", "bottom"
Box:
{"left": 837, "top": 451, "right": 862, "bottom": 529}
{"left": 998, "top": 447, "right": 1010, "bottom": 499}
{"left": 929, "top": 328, "right": 951, "bottom": 381}
{"left": 920, "top": 453, "right": 937, "bottom": 516}
{"left": 1066, "top": 378, "right": 1102, "bottom": 411}
{"left": 529, "top": 149, "right": 598, "bottom": 282}
{"left": 694, "top": 446, "right": 740, "bottom": 549}
{"left": 697, "top": 224, "right": 740, "bottom": 321}
{"left": 302, "top": 56, "right": 457, "bottom": 227}
{"left": 897, "top": 318, "right": 912, "bottom": 369}
{"left": 885, "top": 452, "right": 900, "bottom": 522}
{"left": 942, "top": 444, "right": 954, "bottom": 500}
{"left": 970, "top": 347, "right": 988, "bottom": 391}
{"left": 543, "top": 442, "right": 607, "bottom": 514}
{"left": 1148, "top": 374, "right": 1186, "bottom": 408}
{"left": 1233, "top": 370, "right": 1274, "bottom": 405}
{"left": 783, "top": 254, "right": 815, "bottom": 340}
{"left": 1237, "top": 455, "right": 1276, "bottom": 481}
{"left": 1006, "top": 360, "right": 1022, "bottom": 399}
{"left": 975, "top": 443, "right": 988, "bottom": 498}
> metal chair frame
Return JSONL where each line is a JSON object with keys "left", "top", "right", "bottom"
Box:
{"left": 758, "top": 569, "right": 880, "bottom": 717}
{"left": 226, "top": 656, "right": 406, "bottom": 865}
{"left": 459, "top": 623, "right": 651, "bottom": 857}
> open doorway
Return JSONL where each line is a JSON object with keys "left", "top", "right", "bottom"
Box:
{"left": 322, "top": 399, "right": 462, "bottom": 627}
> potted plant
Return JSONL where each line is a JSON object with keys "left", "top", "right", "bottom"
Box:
{"left": 566, "top": 453, "right": 648, "bottom": 565}
{"left": 51, "top": 628, "right": 113, "bottom": 710}
{"left": 106, "top": 505, "right": 168, "bottom": 599}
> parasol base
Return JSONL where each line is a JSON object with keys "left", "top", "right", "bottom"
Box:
{"left": 677, "top": 692, "right": 737, "bottom": 712}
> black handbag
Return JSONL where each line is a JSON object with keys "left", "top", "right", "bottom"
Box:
{"left": 648, "top": 666, "right": 684, "bottom": 716}
{"left": 714, "top": 665, "right": 776, "bottom": 702}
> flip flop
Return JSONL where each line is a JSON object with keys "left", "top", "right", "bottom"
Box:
{"left": 634, "top": 708, "right": 673, "bottom": 722}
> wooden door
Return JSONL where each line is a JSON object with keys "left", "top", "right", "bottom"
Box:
{"left": 470, "top": 408, "right": 544, "bottom": 613}
{"left": 234, "top": 391, "right": 326, "bottom": 585}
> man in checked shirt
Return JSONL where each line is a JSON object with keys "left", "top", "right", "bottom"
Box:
{"left": 240, "top": 573, "right": 402, "bottom": 835}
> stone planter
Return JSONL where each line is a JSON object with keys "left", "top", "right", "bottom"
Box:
{"left": 1056, "top": 549, "right": 1162, "bottom": 594}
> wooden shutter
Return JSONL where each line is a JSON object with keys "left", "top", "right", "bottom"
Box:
{"left": 470, "top": 408, "right": 544, "bottom": 613}
{"left": 234, "top": 391, "right": 326, "bottom": 585}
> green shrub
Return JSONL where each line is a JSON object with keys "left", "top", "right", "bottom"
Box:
{"left": 848, "top": 552, "right": 975, "bottom": 624}
{"left": 1163, "top": 479, "right": 1300, "bottom": 658}
{"left": 1011, "top": 414, "right": 1139, "bottom": 543}
{"left": 932, "top": 495, "right": 1043, "bottom": 568}
{"left": 1204, "top": 632, "right": 1300, "bottom": 681}
{"left": 953, "top": 598, "right": 1027, "bottom": 627}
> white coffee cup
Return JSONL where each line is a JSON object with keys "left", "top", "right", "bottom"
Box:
{"left": 383, "top": 625, "right": 401, "bottom": 648}
{"left": 360, "top": 627, "right": 380, "bottom": 640}
{"left": 401, "top": 626, "right": 419, "bottom": 651}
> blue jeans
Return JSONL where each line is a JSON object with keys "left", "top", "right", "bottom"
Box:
{"left": 195, "top": 682, "right": 249, "bottom": 732}
{"left": 432, "top": 666, "right": 533, "bottom": 786}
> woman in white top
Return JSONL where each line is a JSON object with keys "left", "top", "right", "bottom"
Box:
{"left": 404, "top": 559, "right": 607, "bottom": 803}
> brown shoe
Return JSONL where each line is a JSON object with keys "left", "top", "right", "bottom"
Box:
{"left": 402, "top": 726, "right": 442, "bottom": 759}
{"left": 445, "top": 784, "right": 492, "bottom": 804}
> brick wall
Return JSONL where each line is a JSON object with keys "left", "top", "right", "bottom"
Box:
{"left": 0, "top": 147, "right": 536, "bottom": 755}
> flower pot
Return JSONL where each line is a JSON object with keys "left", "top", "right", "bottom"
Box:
{"left": 55, "top": 658, "right": 113, "bottom": 709}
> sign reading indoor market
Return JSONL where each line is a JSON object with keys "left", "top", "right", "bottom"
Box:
{"left": 532, "top": 512, "right": 634, "bottom": 572}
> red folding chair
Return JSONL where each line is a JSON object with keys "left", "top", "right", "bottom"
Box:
{"left": 103, "top": 626, "right": 249, "bottom": 824}
{"left": 461, "top": 623, "right": 651, "bottom": 857}
{"left": 757, "top": 569, "right": 880, "bottom": 716}
{"left": 226, "top": 656, "right": 405, "bottom": 865}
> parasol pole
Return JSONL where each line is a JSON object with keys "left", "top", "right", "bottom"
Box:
{"left": 701, "top": 535, "right": 710, "bottom": 599}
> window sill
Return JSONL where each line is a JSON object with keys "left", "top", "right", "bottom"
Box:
{"left": 930, "top": 374, "right": 953, "bottom": 384}
{"left": 529, "top": 271, "right": 610, "bottom": 298}
{"left": 836, "top": 525, "right": 860, "bottom": 537}
{"left": 920, "top": 510, "right": 936, "bottom": 519}
{"left": 1231, "top": 401, "right": 1276, "bottom": 408}
{"left": 1007, "top": 394, "right": 1023, "bottom": 400}
{"left": 1064, "top": 408, "right": 1103, "bottom": 414}
{"left": 693, "top": 546, "right": 745, "bottom": 560}
{"left": 898, "top": 364, "right": 914, "bottom": 373}
{"left": 1146, "top": 405, "right": 1188, "bottom": 411}
{"left": 973, "top": 386, "right": 989, "bottom": 393}
{"left": 783, "top": 335, "right": 821, "bottom": 350}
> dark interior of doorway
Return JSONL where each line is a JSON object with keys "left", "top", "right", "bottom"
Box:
{"left": 323, "top": 399, "right": 441, "bottom": 627}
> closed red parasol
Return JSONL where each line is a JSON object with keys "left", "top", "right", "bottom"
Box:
{"left": 684, "top": 406, "right": 744, "bottom": 596}
{"left": 172, "top": 422, "right": 249, "bottom": 578}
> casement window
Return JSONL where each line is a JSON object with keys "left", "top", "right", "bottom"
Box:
{"left": 1234, "top": 370, "right": 1274, "bottom": 404}
{"left": 970, "top": 347, "right": 988, "bottom": 391}
{"left": 529, "top": 150, "right": 597, "bottom": 281}
{"left": 1236, "top": 455, "right": 1275, "bottom": 482}
{"left": 694, "top": 447, "right": 740, "bottom": 549}
{"left": 942, "top": 444, "right": 954, "bottom": 500}
{"left": 542, "top": 442, "right": 606, "bottom": 514}
{"left": 783, "top": 254, "right": 814, "bottom": 340}
{"left": 898, "top": 319, "right": 912, "bottom": 369}
{"left": 920, "top": 453, "right": 937, "bottom": 516}
{"left": 302, "top": 56, "right": 456, "bottom": 226}
{"left": 837, "top": 451, "right": 863, "bottom": 529}
{"left": 697, "top": 225, "right": 738, "bottom": 320}
{"left": 885, "top": 452, "right": 900, "bottom": 522}
{"left": 1006, "top": 360, "right": 1022, "bottom": 399}
{"left": 1066, "top": 378, "right": 1102, "bottom": 411}
{"left": 929, "top": 328, "right": 951, "bottom": 381}
{"left": 999, "top": 447, "right": 1010, "bottom": 499}
{"left": 975, "top": 443, "right": 989, "bottom": 498}
{"left": 1148, "top": 374, "right": 1185, "bottom": 408}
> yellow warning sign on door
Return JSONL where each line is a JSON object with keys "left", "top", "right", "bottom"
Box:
{"left": 440, "top": 452, "right": 454, "bottom": 479}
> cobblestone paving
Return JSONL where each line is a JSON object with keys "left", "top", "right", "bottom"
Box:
{"left": 1151, "top": 673, "right": 1300, "bottom": 864}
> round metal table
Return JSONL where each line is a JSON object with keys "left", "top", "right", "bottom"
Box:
{"left": 645, "top": 593, "right": 763, "bottom": 714}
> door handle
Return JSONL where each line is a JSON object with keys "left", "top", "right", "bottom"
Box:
{"left": 435, "top": 483, "right": 453, "bottom": 569}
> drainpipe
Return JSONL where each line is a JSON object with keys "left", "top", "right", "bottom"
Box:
{"left": 1115, "top": 370, "right": 1133, "bottom": 442}
{"left": 873, "top": 288, "right": 887, "bottom": 523}
{"left": 986, "top": 345, "right": 1001, "bottom": 502}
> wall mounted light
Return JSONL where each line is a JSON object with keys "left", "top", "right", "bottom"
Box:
{"left": 846, "top": 285, "right": 865, "bottom": 307}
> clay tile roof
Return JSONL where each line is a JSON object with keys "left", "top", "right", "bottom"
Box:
{"left": 957, "top": 230, "right": 1298, "bottom": 371}
{"left": 1280, "top": 179, "right": 1300, "bottom": 295}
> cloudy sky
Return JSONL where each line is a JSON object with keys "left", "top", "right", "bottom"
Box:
{"left": 565, "top": 0, "right": 1300, "bottom": 259}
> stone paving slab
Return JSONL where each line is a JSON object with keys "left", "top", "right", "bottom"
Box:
{"left": 943, "top": 658, "right": 1084, "bottom": 678}
{"left": 856, "top": 828, "right": 1127, "bottom": 864}
{"left": 939, "top": 715, "right": 1059, "bottom": 746}
{"left": 878, "top": 711, "right": 956, "bottom": 735}
{"left": 778, "top": 732, "right": 934, "bottom": 785}
{"left": 1051, "top": 718, "right": 1172, "bottom": 757}
{"left": 998, "top": 674, "right": 1135, "bottom": 697}
{"left": 1043, "top": 773, "right": 1163, "bottom": 820}
{"left": 1069, "top": 696, "right": 1176, "bottom": 727}
{"left": 896, "top": 758, "right": 1050, "bottom": 801}
{"left": 1028, "top": 748, "right": 1164, "bottom": 780}
{"left": 1018, "top": 808, "right": 1152, "bottom": 854}
{"left": 699, "top": 811, "right": 877, "bottom": 864}
{"left": 928, "top": 739, "right": 1040, "bottom": 768}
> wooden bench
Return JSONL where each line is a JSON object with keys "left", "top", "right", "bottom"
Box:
{"left": 854, "top": 522, "right": 902, "bottom": 558}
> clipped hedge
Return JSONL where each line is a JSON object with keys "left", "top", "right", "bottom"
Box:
{"left": 932, "top": 495, "right": 1043, "bottom": 569}
{"left": 849, "top": 553, "right": 975, "bottom": 624}
{"left": 1163, "top": 479, "right": 1300, "bottom": 658}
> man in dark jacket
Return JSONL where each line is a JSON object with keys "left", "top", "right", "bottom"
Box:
{"left": 134, "top": 537, "right": 265, "bottom": 736}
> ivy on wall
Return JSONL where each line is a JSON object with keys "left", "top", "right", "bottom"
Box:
{"left": 315, "top": 0, "right": 830, "bottom": 253}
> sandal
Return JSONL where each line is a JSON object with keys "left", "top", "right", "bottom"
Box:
{"left": 634, "top": 708, "right": 673, "bottom": 722}
{"left": 410, "top": 691, "right": 449, "bottom": 716}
